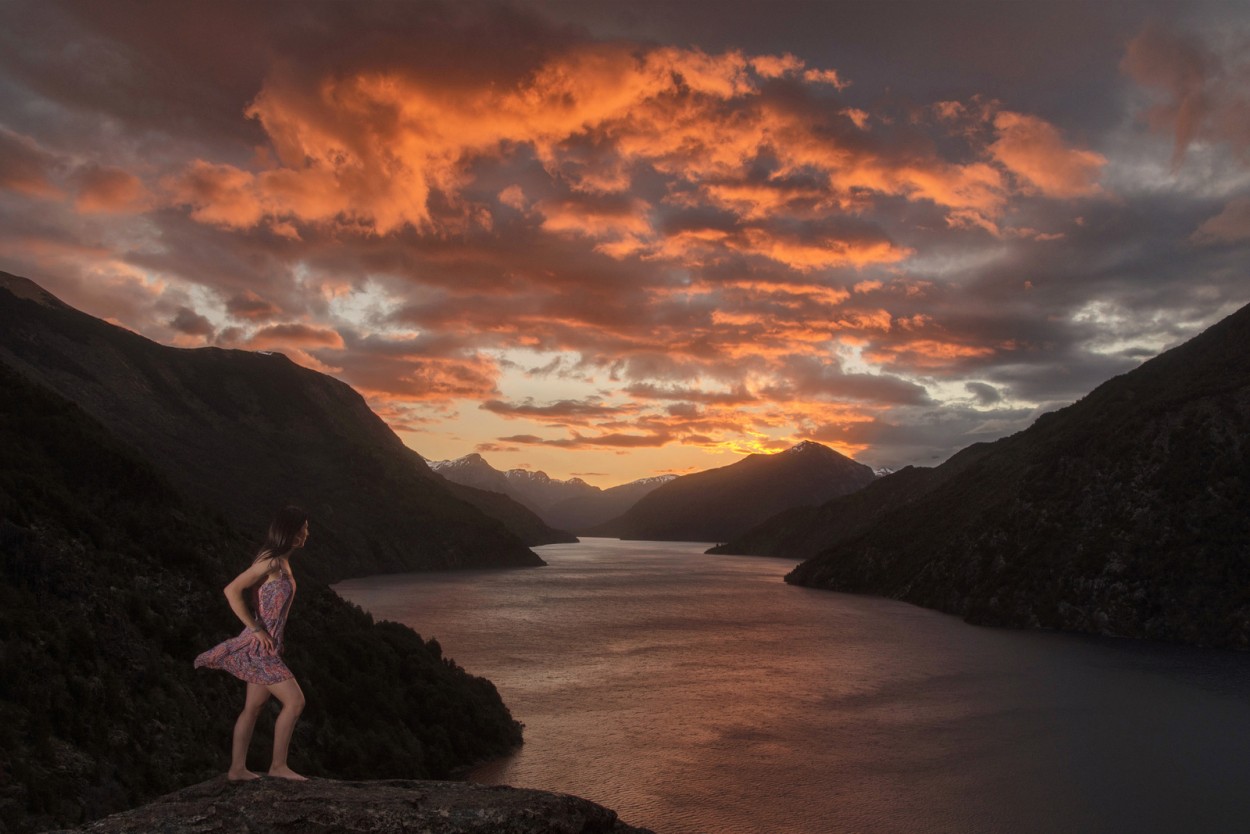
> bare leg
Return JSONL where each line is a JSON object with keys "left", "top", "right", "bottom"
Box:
{"left": 267, "top": 678, "right": 307, "bottom": 780}
{"left": 228, "top": 683, "right": 271, "bottom": 780}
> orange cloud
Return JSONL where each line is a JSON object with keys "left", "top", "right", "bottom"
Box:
{"left": 225, "top": 290, "right": 282, "bottom": 321}
{"left": 803, "top": 68, "right": 850, "bottom": 89}
{"left": 989, "top": 111, "right": 1106, "bottom": 197}
{"left": 248, "top": 322, "right": 346, "bottom": 349}
{"left": 865, "top": 339, "right": 998, "bottom": 369}
{"left": 0, "top": 128, "right": 62, "bottom": 199}
{"left": 750, "top": 53, "right": 805, "bottom": 78}
{"left": 729, "top": 228, "right": 912, "bottom": 271}
{"left": 537, "top": 195, "right": 652, "bottom": 239}
{"left": 165, "top": 160, "right": 266, "bottom": 228}
{"left": 160, "top": 40, "right": 1100, "bottom": 250}
{"left": 1191, "top": 197, "right": 1250, "bottom": 243}
{"left": 73, "top": 165, "right": 152, "bottom": 214}
{"left": 355, "top": 355, "right": 500, "bottom": 400}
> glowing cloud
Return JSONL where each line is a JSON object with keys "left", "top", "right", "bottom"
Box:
{"left": 6, "top": 1, "right": 1227, "bottom": 483}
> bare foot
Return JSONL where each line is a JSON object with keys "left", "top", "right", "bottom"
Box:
{"left": 268, "top": 766, "right": 308, "bottom": 781}
{"left": 227, "top": 769, "right": 261, "bottom": 781}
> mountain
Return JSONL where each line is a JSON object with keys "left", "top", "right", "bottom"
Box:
{"left": 429, "top": 453, "right": 674, "bottom": 531}
{"left": 783, "top": 302, "right": 1250, "bottom": 648}
{"left": 591, "top": 441, "right": 877, "bottom": 542}
{"left": 428, "top": 453, "right": 517, "bottom": 495}
{"left": 707, "top": 444, "right": 995, "bottom": 561}
{"left": 419, "top": 455, "right": 576, "bottom": 545}
{"left": 429, "top": 454, "right": 599, "bottom": 512}
{"left": 0, "top": 360, "right": 522, "bottom": 833}
{"left": 440, "top": 480, "right": 578, "bottom": 546}
{"left": 0, "top": 272, "right": 547, "bottom": 582}
{"left": 504, "top": 467, "right": 600, "bottom": 511}
{"left": 544, "top": 475, "right": 679, "bottom": 532}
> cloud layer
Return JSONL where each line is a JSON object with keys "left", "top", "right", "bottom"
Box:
{"left": 1, "top": 1, "right": 1248, "bottom": 481}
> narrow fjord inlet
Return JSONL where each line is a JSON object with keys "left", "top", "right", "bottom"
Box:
{"left": 338, "top": 539, "right": 1250, "bottom": 834}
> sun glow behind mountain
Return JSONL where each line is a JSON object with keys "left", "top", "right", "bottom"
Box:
{"left": 1, "top": 1, "right": 1248, "bottom": 486}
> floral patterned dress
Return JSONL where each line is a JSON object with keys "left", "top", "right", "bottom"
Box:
{"left": 194, "top": 569, "right": 295, "bottom": 685}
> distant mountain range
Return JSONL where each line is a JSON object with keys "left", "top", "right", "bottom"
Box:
{"left": 590, "top": 440, "right": 877, "bottom": 542}
{"left": 0, "top": 272, "right": 561, "bottom": 582}
{"left": 723, "top": 301, "right": 1250, "bottom": 648}
{"left": 428, "top": 453, "right": 676, "bottom": 531}
{"left": 545, "top": 475, "right": 679, "bottom": 532}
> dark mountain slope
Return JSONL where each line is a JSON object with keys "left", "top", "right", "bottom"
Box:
{"left": 787, "top": 302, "right": 1250, "bottom": 648}
{"left": 707, "top": 442, "right": 996, "bottom": 560}
{"left": 442, "top": 480, "right": 578, "bottom": 545}
{"left": 0, "top": 272, "right": 545, "bottom": 582}
{"left": 592, "top": 441, "right": 876, "bottom": 543}
{"left": 0, "top": 361, "right": 521, "bottom": 834}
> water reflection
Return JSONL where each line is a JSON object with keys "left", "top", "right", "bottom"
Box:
{"left": 336, "top": 538, "right": 1250, "bottom": 834}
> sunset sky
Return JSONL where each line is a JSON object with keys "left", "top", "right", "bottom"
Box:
{"left": 2, "top": 1, "right": 1248, "bottom": 486}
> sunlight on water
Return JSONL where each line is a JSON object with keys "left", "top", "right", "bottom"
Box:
{"left": 336, "top": 539, "right": 1250, "bottom": 834}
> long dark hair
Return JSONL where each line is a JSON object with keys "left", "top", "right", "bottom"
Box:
{"left": 252, "top": 505, "right": 308, "bottom": 569}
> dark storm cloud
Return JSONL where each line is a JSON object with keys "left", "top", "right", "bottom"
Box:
{"left": 497, "top": 430, "right": 675, "bottom": 449}
{"left": 481, "top": 397, "right": 631, "bottom": 423}
{"left": 964, "top": 382, "right": 1003, "bottom": 405}
{"left": 169, "top": 306, "right": 215, "bottom": 337}
{"left": 826, "top": 402, "right": 1044, "bottom": 470}
{"left": 759, "top": 356, "right": 933, "bottom": 406}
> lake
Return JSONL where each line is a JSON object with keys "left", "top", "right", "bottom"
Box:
{"left": 335, "top": 538, "right": 1250, "bottom": 834}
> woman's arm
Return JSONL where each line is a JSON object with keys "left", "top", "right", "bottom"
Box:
{"left": 224, "top": 559, "right": 278, "bottom": 651}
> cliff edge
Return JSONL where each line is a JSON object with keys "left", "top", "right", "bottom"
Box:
{"left": 45, "top": 777, "right": 654, "bottom": 834}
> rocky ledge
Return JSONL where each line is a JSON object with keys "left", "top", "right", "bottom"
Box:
{"left": 46, "top": 777, "right": 654, "bottom": 834}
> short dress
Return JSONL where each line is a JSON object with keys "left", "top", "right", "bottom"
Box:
{"left": 194, "top": 569, "right": 296, "bottom": 685}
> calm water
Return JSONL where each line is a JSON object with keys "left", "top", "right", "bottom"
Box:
{"left": 335, "top": 539, "right": 1250, "bottom": 834}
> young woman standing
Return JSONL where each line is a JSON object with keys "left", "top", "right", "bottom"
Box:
{"left": 195, "top": 506, "right": 310, "bottom": 781}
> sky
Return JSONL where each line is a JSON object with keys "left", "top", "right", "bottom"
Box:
{"left": 1, "top": 1, "right": 1248, "bottom": 487}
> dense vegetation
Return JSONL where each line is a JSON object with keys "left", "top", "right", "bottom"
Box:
{"left": 0, "top": 363, "right": 522, "bottom": 834}
{"left": 0, "top": 272, "right": 547, "bottom": 584}
{"left": 784, "top": 302, "right": 1250, "bottom": 648}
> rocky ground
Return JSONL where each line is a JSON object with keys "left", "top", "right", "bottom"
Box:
{"left": 45, "top": 777, "right": 655, "bottom": 834}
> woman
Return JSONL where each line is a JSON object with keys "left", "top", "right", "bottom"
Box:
{"left": 194, "top": 505, "right": 309, "bottom": 781}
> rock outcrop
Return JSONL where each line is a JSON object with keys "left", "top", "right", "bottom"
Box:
{"left": 46, "top": 777, "right": 654, "bottom": 834}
